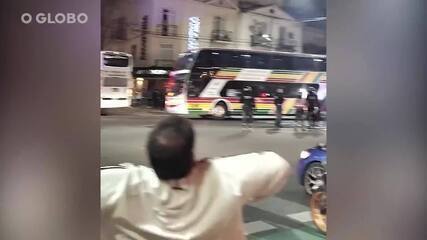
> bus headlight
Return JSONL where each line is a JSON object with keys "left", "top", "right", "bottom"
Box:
{"left": 300, "top": 150, "right": 311, "bottom": 159}
{"left": 127, "top": 89, "right": 133, "bottom": 96}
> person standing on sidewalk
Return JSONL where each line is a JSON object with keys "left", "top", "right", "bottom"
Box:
{"left": 101, "top": 116, "right": 291, "bottom": 240}
{"left": 306, "top": 87, "right": 320, "bottom": 128}
{"left": 274, "top": 88, "right": 284, "bottom": 128}
{"left": 153, "top": 89, "right": 161, "bottom": 109}
{"left": 240, "top": 85, "right": 255, "bottom": 130}
{"left": 159, "top": 88, "right": 166, "bottom": 110}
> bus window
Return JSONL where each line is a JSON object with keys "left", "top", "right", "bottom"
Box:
{"left": 103, "top": 56, "right": 129, "bottom": 67}
{"left": 280, "top": 83, "right": 319, "bottom": 98}
{"left": 192, "top": 50, "right": 326, "bottom": 72}
{"left": 220, "top": 81, "right": 244, "bottom": 97}
{"left": 251, "top": 82, "right": 272, "bottom": 97}
{"left": 292, "top": 57, "right": 312, "bottom": 71}
{"left": 270, "top": 55, "right": 293, "bottom": 70}
{"left": 313, "top": 58, "right": 327, "bottom": 71}
{"left": 240, "top": 54, "right": 252, "bottom": 68}
{"left": 251, "top": 54, "right": 270, "bottom": 69}
{"left": 193, "top": 50, "right": 210, "bottom": 67}
{"left": 188, "top": 76, "right": 210, "bottom": 97}
{"left": 229, "top": 53, "right": 243, "bottom": 68}
{"left": 194, "top": 50, "right": 227, "bottom": 68}
{"left": 293, "top": 57, "right": 326, "bottom": 71}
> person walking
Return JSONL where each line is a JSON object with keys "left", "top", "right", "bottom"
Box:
{"left": 153, "top": 89, "right": 161, "bottom": 109}
{"left": 159, "top": 88, "right": 166, "bottom": 110}
{"left": 274, "top": 88, "right": 284, "bottom": 128}
{"left": 306, "top": 86, "right": 320, "bottom": 128}
{"left": 240, "top": 85, "right": 255, "bottom": 130}
{"left": 101, "top": 116, "right": 291, "bottom": 240}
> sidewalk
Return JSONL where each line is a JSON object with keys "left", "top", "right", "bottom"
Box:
{"left": 248, "top": 222, "right": 325, "bottom": 240}
{"left": 132, "top": 105, "right": 169, "bottom": 115}
{"left": 101, "top": 105, "right": 169, "bottom": 116}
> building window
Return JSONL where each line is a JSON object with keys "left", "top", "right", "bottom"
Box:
{"left": 279, "top": 26, "right": 286, "bottom": 42}
{"left": 249, "top": 20, "right": 272, "bottom": 48}
{"left": 140, "top": 16, "right": 148, "bottom": 60}
{"left": 213, "top": 16, "right": 224, "bottom": 31}
{"left": 161, "top": 9, "right": 169, "bottom": 36}
{"left": 212, "top": 16, "right": 231, "bottom": 41}
{"left": 157, "top": 9, "right": 177, "bottom": 36}
{"left": 289, "top": 32, "right": 294, "bottom": 39}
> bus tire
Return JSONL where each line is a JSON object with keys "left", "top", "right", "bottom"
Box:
{"left": 211, "top": 102, "right": 228, "bottom": 119}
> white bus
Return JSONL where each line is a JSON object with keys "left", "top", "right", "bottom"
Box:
{"left": 165, "top": 48, "right": 326, "bottom": 119}
{"left": 100, "top": 51, "right": 133, "bottom": 108}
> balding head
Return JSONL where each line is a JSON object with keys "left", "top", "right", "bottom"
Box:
{"left": 147, "top": 116, "right": 195, "bottom": 180}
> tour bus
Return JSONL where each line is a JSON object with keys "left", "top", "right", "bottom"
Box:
{"left": 100, "top": 51, "right": 133, "bottom": 108}
{"left": 165, "top": 48, "right": 326, "bottom": 119}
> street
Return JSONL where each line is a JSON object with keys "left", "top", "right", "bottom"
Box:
{"left": 101, "top": 108, "right": 327, "bottom": 240}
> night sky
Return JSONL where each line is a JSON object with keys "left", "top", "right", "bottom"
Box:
{"left": 282, "top": 0, "right": 326, "bottom": 19}
{"left": 280, "top": 0, "right": 326, "bottom": 29}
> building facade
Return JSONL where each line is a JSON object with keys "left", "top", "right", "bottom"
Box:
{"left": 303, "top": 25, "right": 326, "bottom": 54}
{"left": 102, "top": 0, "right": 303, "bottom": 68}
{"left": 236, "top": 5, "right": 302, "bottom": 52}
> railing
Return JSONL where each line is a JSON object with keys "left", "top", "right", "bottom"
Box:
{"left": 155, "top": 24, "right": 178, "bottom": 36}
{"left": 211, "top": 29, "right": 232, "bottom": 42}
{"left": 250, "top": 36, "right": 273, "bottom": 48}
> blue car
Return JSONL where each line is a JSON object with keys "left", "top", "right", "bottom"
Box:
{"left": 297, "top": 143, "right": 327, "bottom": 195}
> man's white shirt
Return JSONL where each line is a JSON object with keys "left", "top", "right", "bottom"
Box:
{"left": 101, "top": 152, "right": 291, "bottom": 240}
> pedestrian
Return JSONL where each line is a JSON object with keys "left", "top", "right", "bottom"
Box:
{"left": 240, "top": 85, "right": 255, "bottom": 130}
{"left": 306, "top": 86, "right": 320, "bottom": 128}
{"left": 274, "top": 88, "right": 284, "bottom": 128}
{"left": 152, "top": 89, "right": 160, "bottom": 108}
{"left": 101, "top": 116, "right": 291, "bottom": 240}
{"left": 159, "top": 89, "right": 165, "bottom": 110}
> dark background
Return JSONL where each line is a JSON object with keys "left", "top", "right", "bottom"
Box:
{"left": 328, "top": 0, "right": 426, "bottom": 239}
{"left": 0, "top": 0, "right": 426, "bottom": 240}
{"left": 0, "top": 0, "right": 100, "bottom": 240}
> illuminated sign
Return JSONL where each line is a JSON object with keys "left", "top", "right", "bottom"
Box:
{"left": 187, "top": 16, "right": 200, "bottom": 50}
{"left": 149, "top": 69, "right": 168, "bottom": 75}
{"left": 140, "top": 16, "right": 148, "bottom": 60}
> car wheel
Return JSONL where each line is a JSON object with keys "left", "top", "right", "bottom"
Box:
{"left": 211, "top": 102, "right": 227, "bottom": 119}
{"left": 304, "top": 162, "right": 326, "bottom": 195}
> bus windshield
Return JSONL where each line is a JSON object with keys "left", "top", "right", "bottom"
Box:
{"left": 104, "top": 57, "right": 129, "bottom": 67}
{"left": 174, "top": 52, "right": 196, "bottom": 70}
{"left": 103, "top": 56, "right": 129, "bottom": 67}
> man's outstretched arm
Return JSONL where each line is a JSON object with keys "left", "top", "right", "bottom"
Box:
{"left": 213, "top": 152, "right": 291, "bottom": 203}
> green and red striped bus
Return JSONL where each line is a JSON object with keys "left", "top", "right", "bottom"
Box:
{"left": 165, "top": 48, "right": 326, "bottom": 119}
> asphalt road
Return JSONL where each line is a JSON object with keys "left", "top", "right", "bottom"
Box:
{"left": 101, "top": 108, "right": 327, "bottom": 239}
